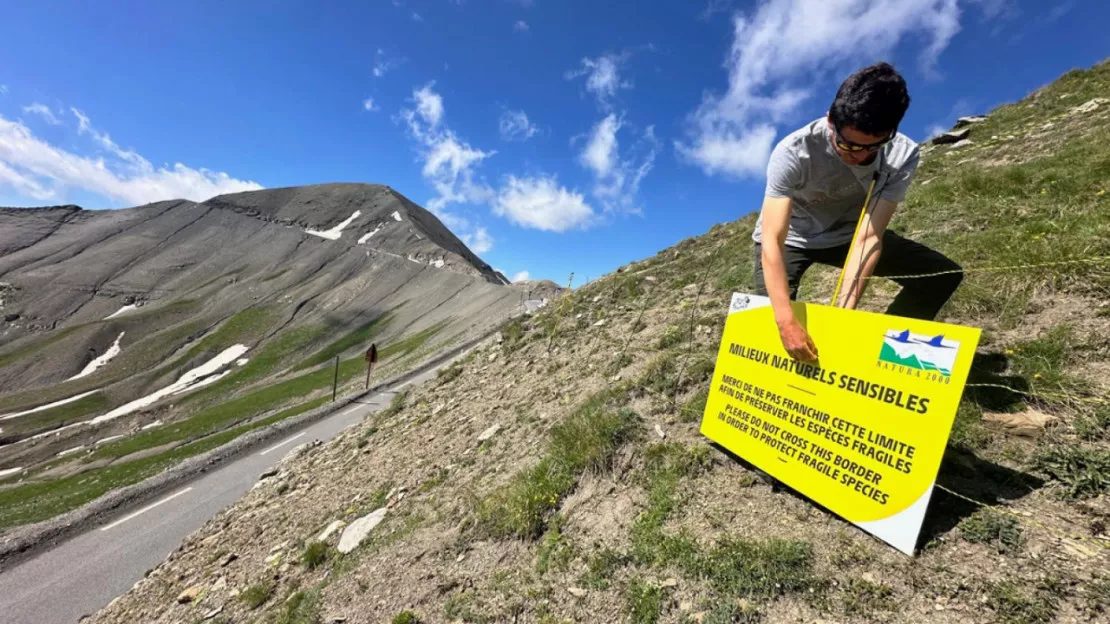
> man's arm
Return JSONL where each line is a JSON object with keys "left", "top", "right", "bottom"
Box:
{"left": 835, "top": 198, "right": 898, "bottom": 309}
{"left": 761, "top": 195, "right": 818, "bottom": 361}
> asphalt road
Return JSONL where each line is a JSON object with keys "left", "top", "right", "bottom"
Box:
{"left": 0, "top": 363, "right": 446, "bottom": 624}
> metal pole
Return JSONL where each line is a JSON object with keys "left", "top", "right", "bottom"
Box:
{"left": 332, "top": 355, "right": 339, "bottom": 402}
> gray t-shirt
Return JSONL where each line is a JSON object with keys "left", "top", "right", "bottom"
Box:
{"left": 752, "top": 117, "right": 920, "bottom": 249}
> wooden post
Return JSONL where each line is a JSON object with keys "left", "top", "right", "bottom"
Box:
{"left": 364, "top": 344, "right": 378, "bottom": 391}
{"left": 332, "top": 355, "right": 339, "bottom": 402}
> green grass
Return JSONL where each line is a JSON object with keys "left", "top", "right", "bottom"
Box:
{"left": 655, "top": 324, "right": 684, "bottom": 349}
{"left": 240, "top": 580, "right": 274, "bottom": 610}
{"left": 628, "top": 443, "right": 817, "bottom": 603}
{"left": 1033, "top": 444, "right": 1110, "bottom": 500}
{"left": 500, "top": 317, "right": 528, "bottom": 352}
{"left": 0, "top": 325, "right": 86, "bottom": 369}
{"left": 173, "top": 307, "right": 276, "bottom": 367}
{"left": 477, "top": 391, "right": 639, "bottom": 539}
{"left": 624, "top": 579, "right": 664, "bottom": 624}
{"left": 274, "top": 588, "right": 322, "bottom": 624}
{"left": 392, "top": 611, "right": 422, "bottom": 624}
{"left": 986, "top": 581, "right": 1059, "bottom": 624}
{"left": 535, "top": 516, "right": 574, "bottom": 575}
{"left": 579, "top": 547, "right": 628, "bottom": 590}
{"left": 678, "top": 388, "right": 708, "bottom": 423}
{"left": 948, "top": 400, "right": 992, "bottom": 451}
{"left": 1085, "top": 577, "right": 1110, "bottom": 616}
{"left": 86, "top": 320, "right": 443, "bottom": 462}
{"left": 959, "top": 508, "right": 1024, "bottom": 553}
{"left": 301, "top": 541, "right": 330, "bottom": 569}
{"left": 0, "top": 397, "right": 327, "bottom": 528}
{"left": 295, "top": 313, "right": 392, "bottom": 371}
{"left": 636, "top": 353, "right": 677, "bottom": 397}
{"left": 178, "top": 324, "right": 328, "bottom": 408}
{"left": 437, "top": 361, "right": 464, "bottom": 384}
{"left": 0, "top": 392, "right": 110, "bottom": 439}
{"left": 379, "top": 390, "right": 408, "bottom": 420}
{"left": 842, "top": 579, "right": 895, "bottom": 616}
{"left": 1007, "top": 325, "right": 1091, "bottom": 405}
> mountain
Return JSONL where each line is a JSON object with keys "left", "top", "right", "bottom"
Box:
{"left": 0, "top": 183, "right": 537, "bottom": 527}
{"left": 73, "top": 60, "right": 1110, "bottom": 623}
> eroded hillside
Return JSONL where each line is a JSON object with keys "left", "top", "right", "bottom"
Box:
{"left": 0, "top": 183, "right": 539, "bottom": 530}
{"left": 92, "top": 62, "right": 1110, "bottom": 623}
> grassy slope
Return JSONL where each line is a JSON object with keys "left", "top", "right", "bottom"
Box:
{"left": 0, "top": 312, "right": 449, "bottom": 527}
{"left": 87, "top": 61, "right": 1110, "bottom": 624}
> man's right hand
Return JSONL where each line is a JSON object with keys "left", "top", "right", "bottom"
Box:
{"left": 776, "top": 317, "right": 818, "bottom": 361}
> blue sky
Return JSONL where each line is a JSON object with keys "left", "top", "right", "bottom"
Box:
{"left": 1, "top": 0, "right": 1106, "bottom": 284}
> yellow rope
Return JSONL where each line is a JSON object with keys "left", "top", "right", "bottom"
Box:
{"left": 934, "top": 483, "right": 1110, "bottom": 552}
{"left": 865, "top": 254, "right": 1110, "bottom": 281}
{"left": 966, "top": 382, "right": 1110, "bottom": 405}
{"left": 830, "top": 174, "right": 879, "bottom": 306}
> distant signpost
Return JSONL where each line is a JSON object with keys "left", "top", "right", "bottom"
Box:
{"left": 365, "top": 343, "right": 378, "bottom": 390}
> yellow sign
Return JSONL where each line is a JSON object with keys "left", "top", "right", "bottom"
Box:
{"left": 700, "top": 293, "right": 981, "bottom": 555}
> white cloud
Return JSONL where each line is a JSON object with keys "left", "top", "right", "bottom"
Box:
{"left": 581, "top": 114, "right": 621, "bottom": 178}
{"left": 1047, "top": 1, "right": 1074, "bottom": 22}
{"left": 700, "top": 0, "right": 734, "bottom": 20}
{"left": 461, "top": 227, "right": 493, "bottom": 254}
{"left": 412, "top": 83, "right": 444, "bottom": 127}
{"left": 498, "top": 109, "right": 538, "bottom": 141}
{"left": 362, "top": 97, "right": 379, "bottom": 112}
{"left": 399, "top": 85, "right": 596, "bottom": 241}
{"left": 969, "top": 0, "right": 1011, "bottom": 19}
{"left": 493, "top": 175, "right": 595, "bottom": 232}
{"left": 400, "top": 83, "right": 495, "bottom": 247}
{"left": 22, "top": 103, "right": 61, "bottom": 125}
{"left": 373, "top": 50, "right": 402, "bottom": 78}
{"left": 579, "top": 114, "right": 658, "bottom": 214}
{"left": 412, "top": 11, "right": 423, "bottom": 21}
{"left": 514, "top": 20, "right": 530, "bottom": 32}
{"left": 511, "top": 270, "right": 530, "bottom": 282}
{"left": 677, "top": 0, "right": 964, "bottom": 178}
{"left": 924, "top": 123, "right": 948, "bottom": 140}
{"left": 565, "top": 52, "right": 633, "bottom": 109}
{"left": 0, "top": 85, "right": 8, "bottom": 96}
{"left": 0, "top": 109, "right": 261, "bottom": 206}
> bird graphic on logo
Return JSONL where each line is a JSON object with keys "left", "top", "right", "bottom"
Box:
{"left": 878, "top": 329, "right": 960, "bottom": 376}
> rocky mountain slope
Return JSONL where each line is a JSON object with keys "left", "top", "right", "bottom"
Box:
{"left": 94, "top": 60, "right": 1110, "bottom": 624}
{"left": 0, "top": 183, "right": 537, "bottom": 530}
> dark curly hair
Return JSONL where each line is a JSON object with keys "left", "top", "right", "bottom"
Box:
{"left": 828, "top": 62, "right": 910, "bottom": 136}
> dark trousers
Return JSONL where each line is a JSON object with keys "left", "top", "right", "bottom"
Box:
{"left": 753, "top": 231, "right": 963, "bottom": 321}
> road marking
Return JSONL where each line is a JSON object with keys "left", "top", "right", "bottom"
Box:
{"left": 342, "top": 406, "right": 361, "bottom": 416}
{"left": 259, "top": 431, "right": 307, "bottom": 456}
{"left": 100, "top": 487, "right": 193, "bottom": 531}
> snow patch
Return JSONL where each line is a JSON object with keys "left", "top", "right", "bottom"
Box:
{"left": 95, "top": 434, "right": 125, "bottom": 447}
{"left": 236, "top": 358, "right": 249, "bottom": 366}
{"left": 68, "top": 332, "right": 125, "bottom": 381}
{"left": 56, "top": 445, "right": 85, "bottom": 458}
{"left": 88, "top": 344, "right": 249, "bottom": 425}
{"left": 105, "top": 304, "right": 138, "bottom": 320}
{"left": 390, "top": 210, "right": 403, "bottom": 222}
{"left": 358, "top": 223, "right": 384, "bottom": 244}
{"left": 0, "top": 467, "right": 23, "bottom": 479}
{"left": 0, "top": 390, "right": 100, "bottom": 421}
{"left": 306, "top": 210, "right": 362, "bottom": 240}
{"left": 141, "top": 420, "right": 163, "bottom": 430}
{"left": 430, "top": 258, "right": 445, "bottom": 269}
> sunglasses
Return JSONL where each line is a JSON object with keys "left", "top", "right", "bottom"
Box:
{"left": 832, "top": 125, "right": 896, "bottom": 153}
